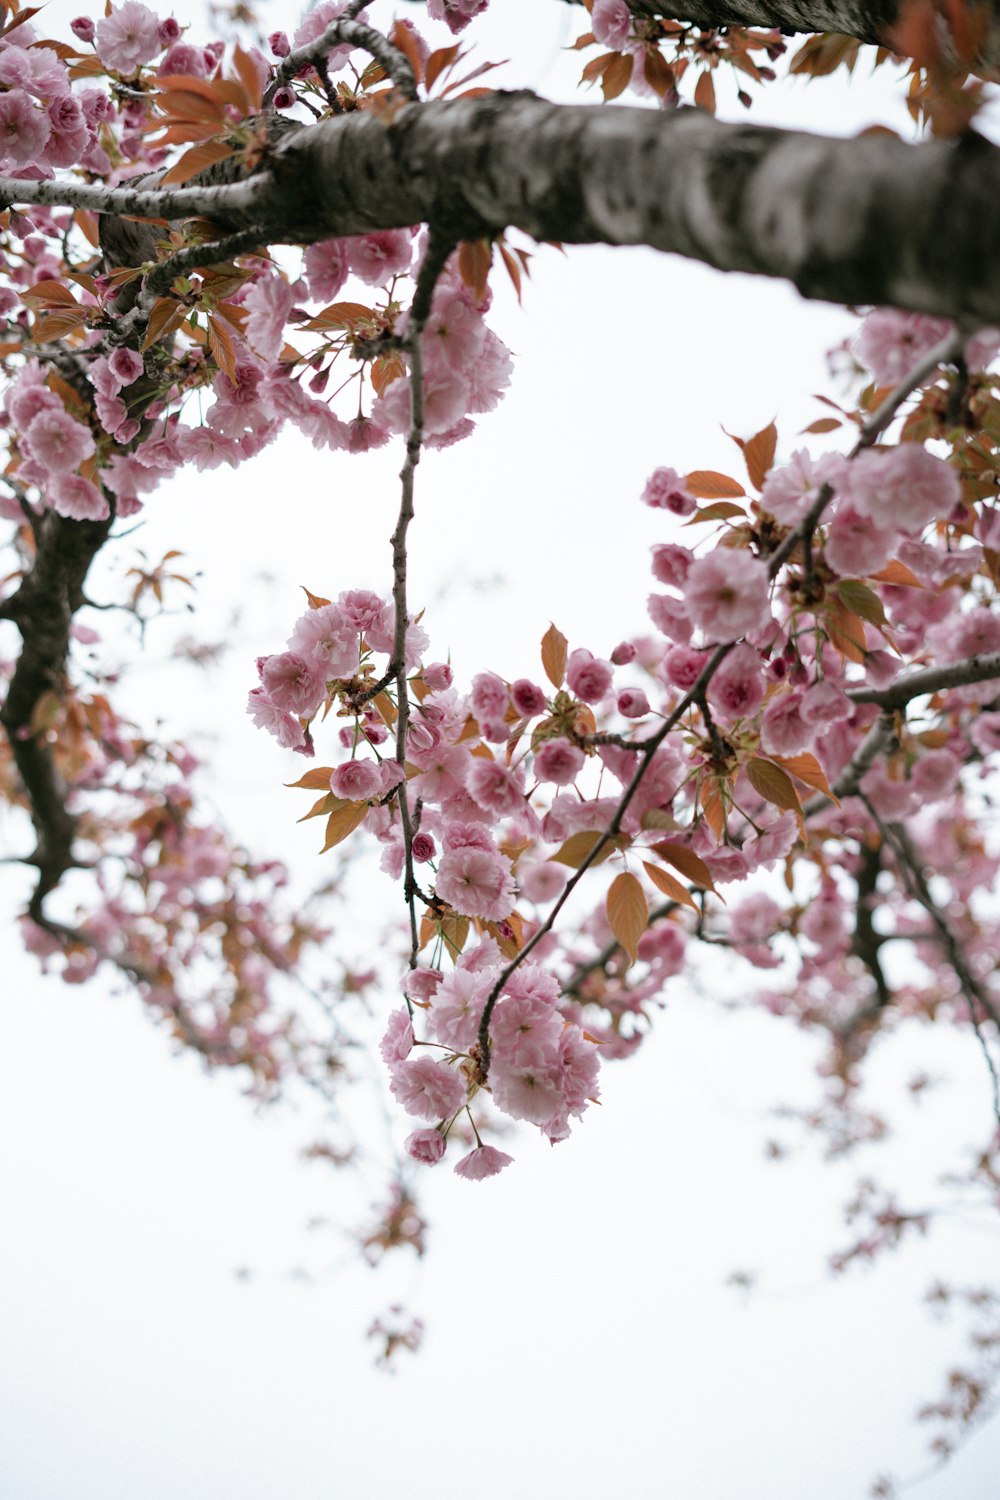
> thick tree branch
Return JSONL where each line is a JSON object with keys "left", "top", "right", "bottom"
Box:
{"left": 5, "top": 99, "right": 1000, "bottom": 319}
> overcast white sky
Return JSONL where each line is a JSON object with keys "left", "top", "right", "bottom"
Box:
{"left": 1, "top": 3, "right": 999, "bottom": 1498}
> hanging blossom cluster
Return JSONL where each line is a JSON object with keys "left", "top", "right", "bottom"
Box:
{"left": 251, "top": 302, "right": 1000, "bottom": 1176}
{"left": 0, "top": 0, "right": 512, "bottom": 529}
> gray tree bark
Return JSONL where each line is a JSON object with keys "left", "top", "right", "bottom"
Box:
{"left": 4, "top": 93, "right": 998, "bottom": 323}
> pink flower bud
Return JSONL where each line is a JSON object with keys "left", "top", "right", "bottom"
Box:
{"left": 70, "top": 16, "right": 96, "bottom": 42}
{"left": 618, "top": 689, "right": 650, "bottom": 718}
{"left": 272, "top": 86, "right": 295, "bottom": 109}
{"left": 268, "top": 30, "right": 291, "bottom": 56}
{"left": 412, "top": 832, "right": 436, "bottom": 862}
{"left": 422, "top": 661, "right": 453, "bottom": 691}
{"left": 610, "top": 641, "right": 636, "bottom": 665}
{"left": 511, "top": 678, "right": 546, "bottom": 717}
{"left": 405, "top": 1128, "right": 446, "bottom": 1165}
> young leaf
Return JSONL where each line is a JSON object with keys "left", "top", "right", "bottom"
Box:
{"left": 321, "top": 800, "right": 369, "bottom": 852}
{"left": 541, "top": 622, "right": 568, "bottom": 689}
{"left": 642, "top": 860, "right": 698, "bottom": 911}
{"left": 286, "top": 767, "right": 336, "bottom": 790}
{"left": 648, "top": 839, "right": 714, "bottom": 890}
{"left": 746, "top": 757, "right": 801, "bottom": 813}
{"left": 606, "top": 871, "right": 648, "bottom": 965}
{"left": 684, "top": 470, "right": 746, "bottom": 498}
{"left": 549, "top": 829, "right": 622, "bottom": 869}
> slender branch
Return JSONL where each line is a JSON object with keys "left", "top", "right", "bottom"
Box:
{"left": 861, "top": 800, "right": 1000, "bottom": 1124}
{"left": 476, "top": 328, "right": 969, "bottom": 1071}
{"left": 848, "top": 652, "right": 1000, "bottom": 710}
{"left": 262, "top": 15, "right": 418, "bottom": 108}
{"left": 0, "top": 170, "right": 270, "bottom": 224}
{"left": 389, "top": 232, "right": 457, "bottom": 972}
{"left": 562, "top": 900, "right": 677, "bottom": 999}
{"left": 108, "top": 226, "right": 268, "bottom": 349}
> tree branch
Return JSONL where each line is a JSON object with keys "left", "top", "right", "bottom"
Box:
{"left": 4, "top": 102, "right": 1000, "bottom": 319}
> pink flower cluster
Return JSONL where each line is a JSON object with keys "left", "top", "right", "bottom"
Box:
{"left": 381, "top": 941, "right": 601, "bottom": 1176}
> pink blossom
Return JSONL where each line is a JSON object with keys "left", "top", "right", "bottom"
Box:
{"left": 845, "top": 444, "right": 960, "bottom": 533}
{"left": 431, "top": 968, "right": 491, "bottom": 1050}
{"left": 379, "top": 1008, "right": 414, "bottom": 1065}
{"left": 760, "top": 691, "right": 814, "bottom": 756}
{"left": 533, "top": 738, "right": 584, "bottom": 787}
{"left": 663, "top": 644, "right": 711, "bottom": 690}
{"left": 683, "top": 549, "right": 771, "bottom": 640}
{"left": 0, "top": 90, "right": 51, "bottom": 166}
{"left": 761, "top": 449, "right": 843, "bottom": 526}
{"left": 422, "top": 661, "right": 453, "bottom": 691}
{"left": 651, "top": 542, "right": 694, "bottom": 587}
{"left": 859, "top": 766, "right": 917, "bottom": 819}
{"left": 246, "top": 688, "right": 308, "bottom": 752}
{"left": 453, "top": 1144, "right": 513, "bottom": 1179}
{"left": 389, "top": 1056, "right": 466, "bottom": 1121}
{"left": 855, "top": 309, "right": 952, "bottom": 386}
{"left": 330, "top": 758, "right": 383, "bottom": 802}
{"left": 706, "top": 644, "right": 764, "bottom": 719}
{"left": 800, "top": 679, "right": 850, "bottom": 727}
{"left": 346, "top": 230, "right": 413, "bottom": 287}
{"left": 259, "top": 651, "right": 326, "bottom": 716}
{"left": 491, "top": 1061, "right": 564, "bottom": 1126}
{"left": 618, "top": 688, "right": 651, "bottom": 718}
{"left": 304, "top": 239, "right": 348, "bottom": 303}
{"left": 24, "top": 407, "right": 95, "bottom": 473}
{"left": 436, "top": 844, "right": 516, "bottom": 921}
{"left": 637, "top": 920, "right": 685, "bottom": 970}
{"left": 511, "top": 678, "right": 547, "bottom": 717}
{"left": 592, "top": 0, "right": 632, "bottom": 48}
{"left": 518, "top": 861, "right": 568, "bottom": 904}
{"left": 412, "top": 832, "right": 436, "bottom": 862}
{"left": 490, "top": 993, "right": 563, "bottom": 1068}
{"left": 566, "top": 648, "right": 613, "bottom": 703}
{"left": 380, "top": 760, "right": 405, "bottom": 796}
{"left": 428, "top": 0, "right": 490, "bottom": 36}
{"left": 470, "top": 671, "right": 509, "bottom": 723}
{"left": 729, "top": 892, "right": 784, "bottom": 945}
{"left": 405, "top": 1128, "right": 446, "bottom": 1164}
{"left": 911, "top": 748, "right": 960, "bottom": 803}
{"left": 824, "top": 505, "right": 897, "bottom": 577}
{"left": 244, "top": 275, "right": 296, "bottom": 362}
{"left": 47, "top": 474, "right": 108, "bottom": 521}
{"left": 647, "top": 593, "right": 693, "bottom": 643}
{"left": 44, "top": 96, "right": 89, "bottom": 169}
{"left": 402, "top": 967, "right": 443, "bottom": 1004}
{"left": 96, "top": 2, "right": 162, "bottom": 73}
{"left": 289, "top": 603, "right": 359, "bottom": 679}
{"left": 108, "top": 347, "right": 144, "bottom": 386}
{"left": 969, "top": 711, "right": 1000, "bottom": 755}
{"left": 642, "top": 466, "right": 695, "bottom": 516}
{"left": 466, "top": 758, "right": 525, "bottom": 816}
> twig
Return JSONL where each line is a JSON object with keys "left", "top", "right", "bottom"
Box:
{"left": 475, "top": 325, "right": 973, "bottom": 1072}
{"left": 389, "top": 231, "right": 456, "bottom": 971}
{"left": 848, "top": 652, "right": 1000, "bottom": 710}
{"left": 861, "top": 798, "right": 1000, "bottom": 1126}
{"left": 262, "top": 15, "right": 418, "bottom": 107}
{"left": 108, "top": 226, "right": 268, "bottom": 348}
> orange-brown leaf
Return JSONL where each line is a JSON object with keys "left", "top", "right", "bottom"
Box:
{"left": 771, "top": 752, "right": 838, "bottom": 803}
{"left": 425, "top": 43, "right": 461, "bottom": 93}
{"left": 648, "top": 839, "right": 714, "bottom": 890}
{"left": 549, "top": 829, "right": 622, "bottom": 870}
{"left": 694, "top": 68, "right": 716, "bottom": 113}
{"left": 389, "top": 18, "right": 424, "bottom": 82}
{"left": 159, "top": 139, "right": 235, "bottom": 187}
{"left": 602, "top": 50, "right": 633, "bottom": 100}
{"left": 458, "top": 238, "right": 492, "bottom": 303}
{"left": 321, "top": 800, "right": 369, "bottom": 852}
{"left": 742, "top": 420, "right": 778, "bottom": 489}
{"left": 642, "top": 860, "right": 698, "bottom": 911}
{"left": 142, "top": 297, "right": 185, "bottom": 349}
{"left": 541, "top": 622, "right": 567, "bottom": 690}
{"left": 606, "top": 871, "right": 648, "bottom": 965}
{"left": 746, "top": 757, "right": 801, "bottom": 813}
{"left": 684, "top": 469, "right": 746, "bottom": 499}
{"left": 286, "top": 766, "right": 336, "bottom": 790}
{"left": 302, "top": 586, "right": 332, "bottom": 609}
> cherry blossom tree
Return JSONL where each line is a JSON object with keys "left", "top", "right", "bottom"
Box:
{"left": 2, "top": 0, "right": 1000, "bottom": 1484}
